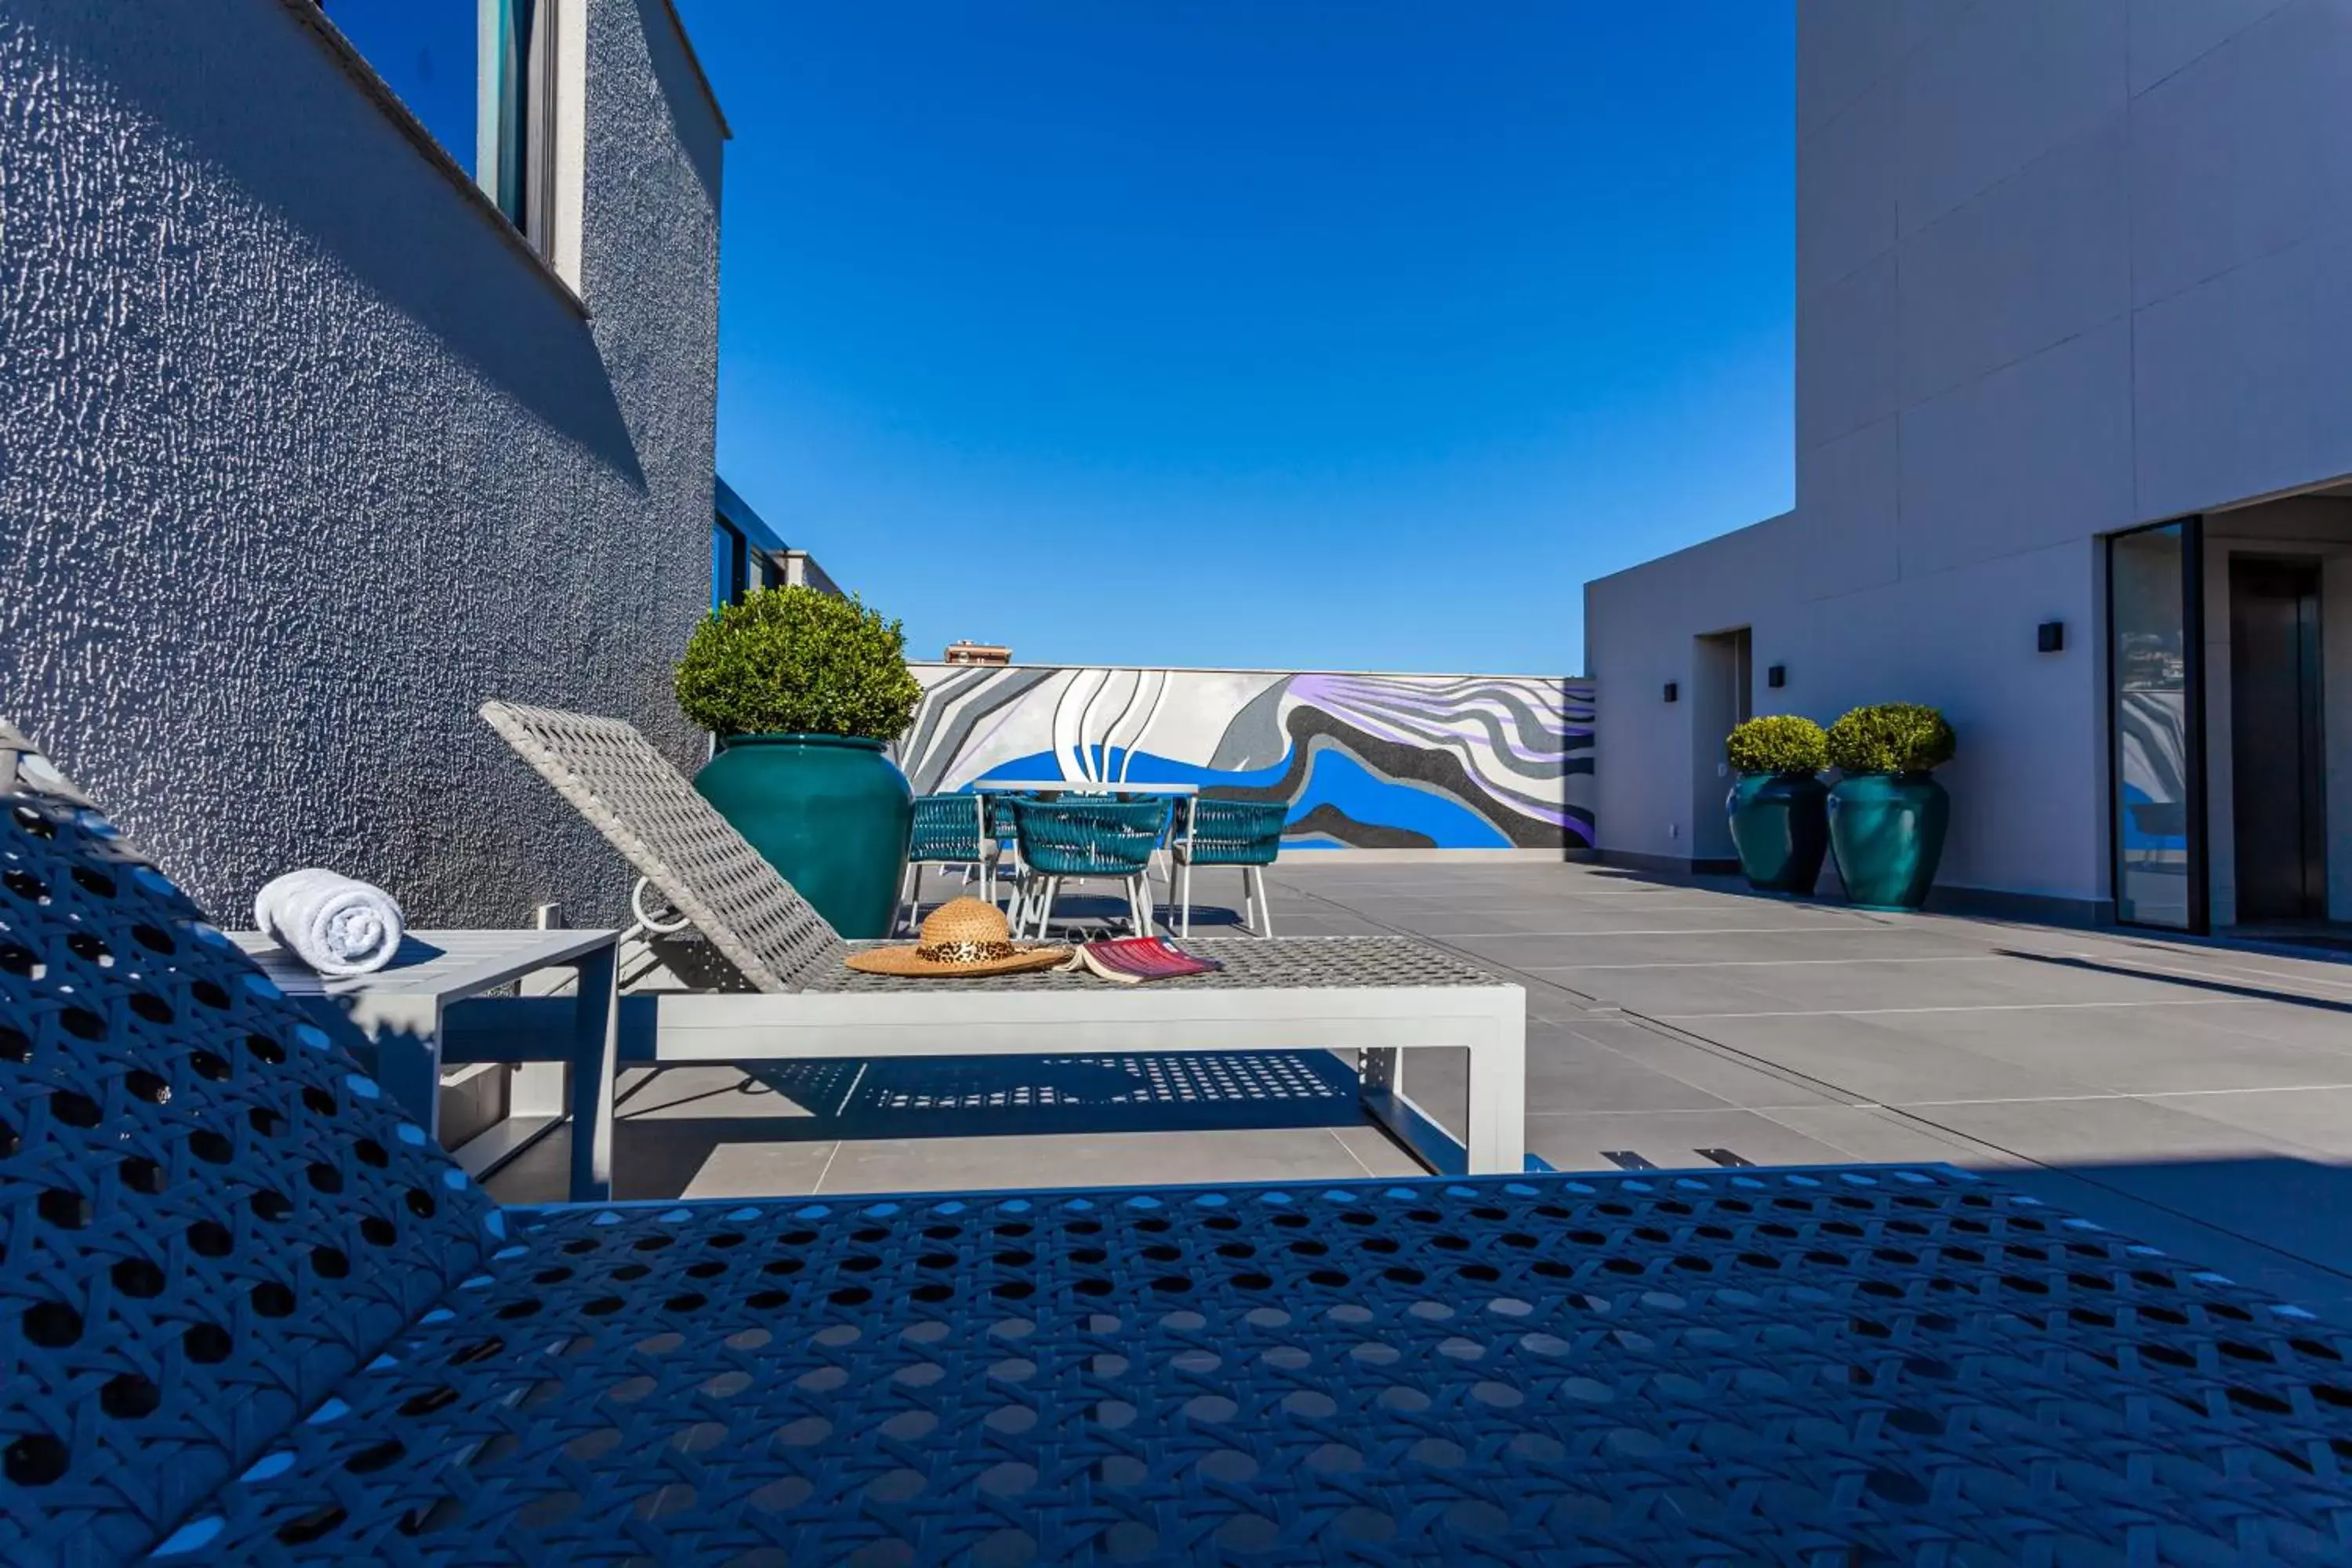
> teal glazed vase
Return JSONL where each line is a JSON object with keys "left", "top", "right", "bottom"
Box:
{"left": 1726, "top": 771, "right": 1830, "bottom": 895}
{"left": 691, "top": 734, "right": 913, "bottom": 938}
{"left": 1827, "top": 772, "right": 1950, "bottom": 911}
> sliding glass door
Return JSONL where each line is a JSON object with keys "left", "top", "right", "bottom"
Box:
{"left": 2107, "top": 518, "right": 2206, "bottom": 931}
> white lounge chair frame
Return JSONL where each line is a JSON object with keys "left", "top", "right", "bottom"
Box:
{"left": 478, "top": 702, "right": 1526, "bottom": 1198}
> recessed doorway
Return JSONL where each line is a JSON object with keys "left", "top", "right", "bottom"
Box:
{"left": 1689, "top": 627, "right": 1752, "bottom": 866}
{"left": 2229, "top": 556, "right": 2327, "bottom": 922}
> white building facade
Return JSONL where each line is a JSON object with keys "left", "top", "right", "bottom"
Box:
{"left": 1587, "top": 0, "right": 2352, "bottom": 932}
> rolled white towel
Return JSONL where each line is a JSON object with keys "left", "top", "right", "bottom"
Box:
{"left": 253, "top": 869, "right": 406, "bottom": 977}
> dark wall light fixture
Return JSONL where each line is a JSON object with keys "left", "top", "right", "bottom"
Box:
{"left": 2038, "top": 621, "right": 2065, "bottom": 653}
{"left": 1663, "top": 682, "right": 1678, "bottom": 703}
{"left": 1766, "top": 664, "right": 1787, "bottom": 688}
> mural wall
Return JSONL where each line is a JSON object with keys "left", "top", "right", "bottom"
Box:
{"left": 897, "top": 666, "right": 1595, "bottom": 851}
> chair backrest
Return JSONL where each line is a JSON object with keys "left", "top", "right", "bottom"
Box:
{"left": 480, "top": 701, "right": 844, "bottom": 993}
{"left": 908, "top": 793, "right": 985, "bottom": 862}
{"left": 1187, "top": 798, "right": 1288, "bottom": 866}
{"left": 1013, "top": 796, "right": 1168, "bottom": 877}
{"left": 0, "top": 726, "right": 500, "bottom": 1564}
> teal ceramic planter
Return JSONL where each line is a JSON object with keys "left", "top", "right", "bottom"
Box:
{"left": 1726, "top": 771, "right": 1829, "bottom": 895}
{"left": 1827, "top": 772, "right": 1949, "bottom": 911}
{"left": 692, "top": 734, "right": 912, "bottom": 938}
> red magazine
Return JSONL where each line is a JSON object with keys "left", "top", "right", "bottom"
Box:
{"left": 1064, "top": 937, "right": 1225, "bottom": 984}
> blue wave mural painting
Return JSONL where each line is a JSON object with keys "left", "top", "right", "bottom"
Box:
{"left": 896, "top": 666, "right": 1596, "bottom": 850}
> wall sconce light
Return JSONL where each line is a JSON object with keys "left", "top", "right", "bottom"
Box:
{"left": 1663, "top": 682, "right": 1679, "bottom": 703}
{"left": 2037, "top": 621, "right": 2065, "bottom": 653}
{"left": 1766, "top": 664, "right": 1786, "bottom": 688}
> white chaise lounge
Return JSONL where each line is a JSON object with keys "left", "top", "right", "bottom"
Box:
{"left": 478, "top": 700, "right": 1527, "bottom": 1198}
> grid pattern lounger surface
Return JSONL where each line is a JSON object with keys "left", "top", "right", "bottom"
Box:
{"left": 7, "top": 735, "right": 2352, "bottom": 1565}
{"left": 478, "top": 700, "right": 845, "bottom": 992}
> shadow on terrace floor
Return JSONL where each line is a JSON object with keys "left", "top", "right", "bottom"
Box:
{"left": 2002, "top": 949, "right": 2352, "bottom": 1011}
{"left": 487, "top": 1048, "right": 1412, "bottom": 1207}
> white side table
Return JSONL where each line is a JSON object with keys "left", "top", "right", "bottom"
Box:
{"left": 231, "top": 928, "right": 619, "bottom": 1200}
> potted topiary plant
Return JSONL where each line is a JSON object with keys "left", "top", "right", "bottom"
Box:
{"left": 1724, "top": 715, "right": 1831, "bottom": 895}
{"left": 1824, "top": 702, "right": 1955, "bottom": 911}
{"left": 676, "top": 586, "right": 927, "bottom": 938}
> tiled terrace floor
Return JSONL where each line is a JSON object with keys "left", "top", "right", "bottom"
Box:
{"left": 489, "top": 858, "right": 2352, "bottom": 1323}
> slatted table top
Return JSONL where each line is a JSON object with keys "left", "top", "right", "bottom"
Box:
{"left": 179, "top": 1163, "right": 2352, "bottom": 1563}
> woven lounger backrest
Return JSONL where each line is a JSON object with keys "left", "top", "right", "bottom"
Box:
{"left": 478, "top": 701, "right": 845, "bottom": 993}
{"left": 0, "top": 728, "right": 503, "bottom": 1563}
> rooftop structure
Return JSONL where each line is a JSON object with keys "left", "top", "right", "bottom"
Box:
{"left": 1589, "top": 0, "right": 2352, "bottom": 940}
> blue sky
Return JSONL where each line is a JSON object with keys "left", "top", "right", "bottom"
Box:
{"left": 332, "top": 2, "right": 1795, "bottom": 675}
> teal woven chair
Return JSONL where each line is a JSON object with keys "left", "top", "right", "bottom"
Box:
{"left": 1174, "top": 797, "right": 1288, "bottom": 937}
{"left": 1012, "top": 796, "right": 1169, "bottom": 938}
{"left": 898, "top": 792, "right": 995, "bottom": 931}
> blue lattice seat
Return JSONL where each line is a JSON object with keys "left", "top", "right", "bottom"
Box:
{"left": 9, "top": 724, "right": 2352, "bottom": 1563}
{"left": 0, "top": 728, "right": 506, "bottom": 1565}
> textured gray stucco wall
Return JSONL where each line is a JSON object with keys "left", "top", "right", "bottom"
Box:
{"left": 0, "top": 0, "right": 721, "bottom": 926}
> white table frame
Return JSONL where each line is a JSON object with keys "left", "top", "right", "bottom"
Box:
{"left": 452, "top": 953, "right": 1528, "bottom": 1183}
{"left": 625, "top": 983, "right": 1526, "bottom": 1177}
{"left": 233, "top": 929, "right": 619, "bottom": 1198}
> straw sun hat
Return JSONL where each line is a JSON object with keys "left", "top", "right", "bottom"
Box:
{"left": 844, "top": 897, "right": 1071, "bottom": 978}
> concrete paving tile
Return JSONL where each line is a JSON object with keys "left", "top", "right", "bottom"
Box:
{"left": 675, "top": 1139, "right": 847, "bottom": 1201}
{"left": 1523, "top": 1108, "right": 1853, "bottom": 1174}
{"left": 1749, "top": 1105, "right": 2021, "bottom": 1169}
{"left": 1528, "top": 965, "right": 1829, "bottom": 1018}
{"left": 1563, "top": 1019, "right": 1854, "bottom": 1111}
{"left": 485, "top": 1122, "right": 837, "bottom": 1206}
{"left": 1523, "top": 1040, "right": 1747, "bottom": 1114}
{"left": 1327, "top": 1123, "right": 1430, "bottom": 1178}
{"left": 1958, "top": 1030, "right": 2352, "bottom": 1097}
{"left": 814, "top": 1127, "right": 1374, "bottom": 1196}
{"left": 2021, "top": 935, "right": 2352, "bottom": 1004}
{"left": 2115, "top": 999, "right": 2352, "bottom": 1052}
{"left": 612, "top": 1065, "right": 836, "bottom": 1120}
{"left": 2151, "top": 1087, "right": 2352, "bottom": 1156}
{"left": 1662, "top": 1011, "right": 2107, "bottom": 1104}
{"left": 1850, "top": 1004, "right": 2352, "bottom": 1094}
{"left": 1493, "top": 925, "right": 1991, "bottom": 970}
{"left": 1611, "top": 960, "right": 2258, "bottom": 1019}
{"left": 1906, "top": 1094, "right": 2325, "bottom": 1165}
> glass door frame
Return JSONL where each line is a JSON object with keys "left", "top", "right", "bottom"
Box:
{"left": 2106, "top": 515, "right": 2209, "bottom": 934}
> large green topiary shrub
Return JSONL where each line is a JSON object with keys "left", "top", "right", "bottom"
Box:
{"left": 1825, "top": 702, "right": 1955, "bottom": 776}
{"left": 1726, "top": 714, "right": 1829, "bottom": 776}
{"left": 675, "top": 586, "right": 925, "bottom": 742}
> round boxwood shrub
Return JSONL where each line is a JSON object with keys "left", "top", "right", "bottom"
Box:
{"left": 675, "top": 586, "right": 925, "bottom": 742}
{"left": 1725, "top": 715, "right": 1829, "bottom": 776}
{"left": 1826, "top": 702, "right": 1955, "bottom": 776}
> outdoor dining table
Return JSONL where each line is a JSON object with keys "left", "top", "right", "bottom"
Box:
{"left": 967, "top": 782, "right": 1202, "bottom": 935}
{"left": 970, "top": 779, "right": 1200, "bottom": 795}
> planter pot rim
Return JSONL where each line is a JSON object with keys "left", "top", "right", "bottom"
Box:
{"left": 1835, "top": 769, "right": 1940, "bottom": 783}
{"left": 1741, "top": 768, "right": 1824, "bottom": 780}
{"left": 717, "top": 731, "right": 889, "bottom": 750}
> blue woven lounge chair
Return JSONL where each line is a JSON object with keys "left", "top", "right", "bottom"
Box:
{"left": 8, "top": 721, "right": 2352, "bottom": 1565}
{"left": 898, "top": 792, "right": 995, "bottom": 931}
{"left": 1172, "top": 797, "right": 1288, "bottom": 938}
